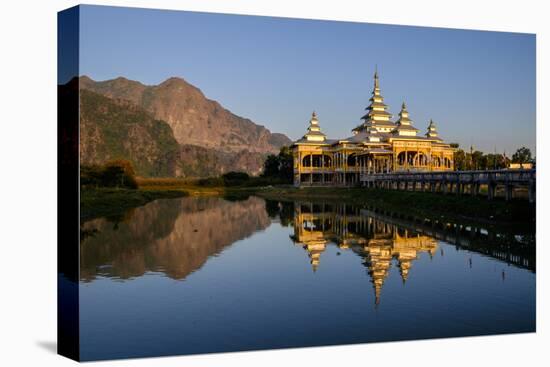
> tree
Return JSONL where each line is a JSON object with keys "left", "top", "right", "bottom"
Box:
{"left": 80, "top": 159, "right": 138, "bottom": 189}
{"left": 453, "top": 149, "right": 467, "bottom": 171}
{"left": 262, "top": 154, "right": 280, "bottom": 178}
{"left": 277, "top": 146, "right": 294, "bottom": 182}
{"left": 471, "top": 150, "right": 485, "bottom": 170}
{"left": 103, "top": 159, "right": 138, "bottom": 188}
{"left": 261, "top": 146, "right": 293, "bottom": 183}
{"left": 512, "top": 147, "right": 533, "bottom": 164}
{"left": 222, "top": 171, "right": 250, "bottom": 186}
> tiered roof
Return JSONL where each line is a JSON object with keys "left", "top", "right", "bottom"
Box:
{"left": 293, "top": 70, "right": 453, "bottom": 149}
{"left": 425, "top": 119, "right": 442, "bottom": 140}
{"left": 392, "top": 102, "right": 419, "bottom": 137}
{"left": 353, "top": 71, "right": 395, "bottom": 134}
{"left": 297, "top": 111, "right": 329, "bottom": 143}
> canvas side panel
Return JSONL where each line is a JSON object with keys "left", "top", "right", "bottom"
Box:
{"left": 57, "top": 5, "right": 80, "bottom": 362}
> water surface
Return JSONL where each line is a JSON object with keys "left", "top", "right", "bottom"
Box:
{"left": 79, "top": 196, "right": 535, "bottom": 360}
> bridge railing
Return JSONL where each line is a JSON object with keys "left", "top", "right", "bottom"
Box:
{"left": 360, "top": 169, "right": 535, "bottom": 183}
{"left": 360, "top": 169, "right": 535, "bottom": 202}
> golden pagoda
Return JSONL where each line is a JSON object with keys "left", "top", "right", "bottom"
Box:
{"left": 354, "top": 71, "right": 396, "bottom": 135}
{"left": 292, "top": 70, "right": 456, "bottom": 186}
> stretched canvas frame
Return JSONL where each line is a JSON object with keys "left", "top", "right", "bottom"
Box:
{"left": 58, "top": 4, "right": 536, "bottom": 362}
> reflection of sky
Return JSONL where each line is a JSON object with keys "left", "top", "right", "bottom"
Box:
{"left": 74, "top": 5, "right": 536, "bottom": 154}
{"left": 79, "top": 220, "right": 535, "bottom": 361}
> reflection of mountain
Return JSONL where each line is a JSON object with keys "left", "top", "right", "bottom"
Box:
{"left": 80, "top": 197, "right": 270, "bottom": 281}
{"left": 289, "top": 201, "right": 535, "bottom": 305}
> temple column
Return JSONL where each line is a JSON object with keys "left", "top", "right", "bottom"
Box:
{"left": 298, "top": 152, "right": 302, "bottom": 184}
{"left": 322, "top": 153, "right": 326, "bottom": 185}
{"left": 368, "top": 156, "right": 372, "bottom": 175}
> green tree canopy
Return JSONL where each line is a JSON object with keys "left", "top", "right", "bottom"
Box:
{"left": 81, "top": 159, "right": 138, "bottom": 189}
{"left": 261, "top": 146, "right": 293, "bottom": 183}
{"left": 512, "top": 147, "right": 533, "bottom": 164}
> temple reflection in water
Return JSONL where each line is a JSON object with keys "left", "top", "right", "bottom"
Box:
{"left": 291, "top": 202, "right": 438, "bottom": 304}
{"left": 81, "top": 196, "right": 534, "bottom": 309}
{"left": 79, "top": 196, "right": 535, "bottom": 359}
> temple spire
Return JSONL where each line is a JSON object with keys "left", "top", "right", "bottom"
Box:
{"left": 425, "top": 119, "right": 441, "bottom": 140}
{"left": 393, "top": 101, "right": 419, "bottom": 136}
{"left": 398, "top": 260, "right": 411, "bottom": 284}
{"left": 353, "top": 69, "right": 394, "bottom": 134}
{"left": 302, "top": 111, "right": 326, "bottom": 142}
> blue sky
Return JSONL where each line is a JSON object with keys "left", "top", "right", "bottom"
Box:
{"left": 77, "top": 5, "right": 536, "bottom": 154}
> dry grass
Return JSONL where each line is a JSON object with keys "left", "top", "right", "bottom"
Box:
{"left": 136, "top": 177, "right": 229, "bottom": 196}
{"left": 136, "top": 177, "right": 193, "bottom": 188}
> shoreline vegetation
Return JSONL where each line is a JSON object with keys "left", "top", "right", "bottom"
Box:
{"left": 139, "top": 178, "right": 534, "bottom": 226}
{"left": 80, "top": 188, "right": 188, "bottom": 221}
{"left": 80, "top": 161, "right": 535, "bottom": 228}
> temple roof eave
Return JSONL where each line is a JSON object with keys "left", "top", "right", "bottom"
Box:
{"left": 305, "top": 130, "right": 327, "bottom": 136}
{"left": 393, "top": 125, "right": 419, "bottom": 132}
{"left": 361, "top": 110, "right": 392, "bottom": 119}
{"left": 292, "top": 138, "right": 338, "bottom": 146}
{"left": 366, "top": 101, "right": 389, "bottom": 109}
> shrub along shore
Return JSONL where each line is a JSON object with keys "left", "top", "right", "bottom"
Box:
{"left": 255, "top": 186, "right": 535, "bottom": 228}
{"left": 135, "top": 178, "right": 534, "bottom": 226}
{"left": 80, "top": 188, "right": 188, "bottom": 221}
{"left": 80, "top": 160, "right": 535, "bottom": 226}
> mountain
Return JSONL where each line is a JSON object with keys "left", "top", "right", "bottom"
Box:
{"left": 178, "top": 144, "right": 269, "bottom": 177}
{"left": 80, "top": 76, "right": 292, "bottom": 154}
{"left": 80, "top": 89, "right": 180, "bottom": 177}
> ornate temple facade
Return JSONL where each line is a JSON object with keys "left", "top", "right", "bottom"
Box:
{"left": 292, "top": 72, "right": 456, "bottom": 186}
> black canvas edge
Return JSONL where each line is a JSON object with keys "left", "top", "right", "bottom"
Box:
{"left": 57, "top": 5, "right": 81, "bottom": 362}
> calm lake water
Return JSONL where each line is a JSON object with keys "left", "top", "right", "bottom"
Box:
{"left": 79, "top": 196, "right": 535, "bottom": 361}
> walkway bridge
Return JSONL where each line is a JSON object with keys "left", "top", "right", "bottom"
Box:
{"left": 360, "top": 169, "right": 536, "bottom": 202}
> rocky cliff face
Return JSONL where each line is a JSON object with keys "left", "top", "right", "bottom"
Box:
{"left": 177, "top": 144, "right": 267, "bottom": 177}
{"left": 79, "top": 89, "right": 180, "bottom": 177}
{"left": 80, "top": 76, "right": 292, "bottom": 154}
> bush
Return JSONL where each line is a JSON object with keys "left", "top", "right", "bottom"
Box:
{"left": 80, "top": 165, "right": 105, "bottom": 187}
{"left": 81, "top": 160, "right": 138, "bottom": 189}
{"left": 222, "top": 171, "right": 250, "bottom": 186}
{"left": 261, "top": 146, "right": 293, "bottom": 183}
{"left": 197, "top": 177, "right": 225, "bottom": 187}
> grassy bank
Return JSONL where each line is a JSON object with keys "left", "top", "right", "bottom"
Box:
{"left": 87, "top": 177, "right": 535, "bottom": 227}
{"left": 255, "top": 186, "right": 535, "bottom": 226}
{"left": 81, "top": 188, "right": 188, "bottom": 221}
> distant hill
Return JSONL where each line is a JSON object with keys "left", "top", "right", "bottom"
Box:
{"left": 80, "top": 89, "right": 180, "bottom": 177}
{"left": 80, "top": 76, "right": 292, "bottom": 154}
{"left": 79, "top": 88, "right": 279, "bottom": 177}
